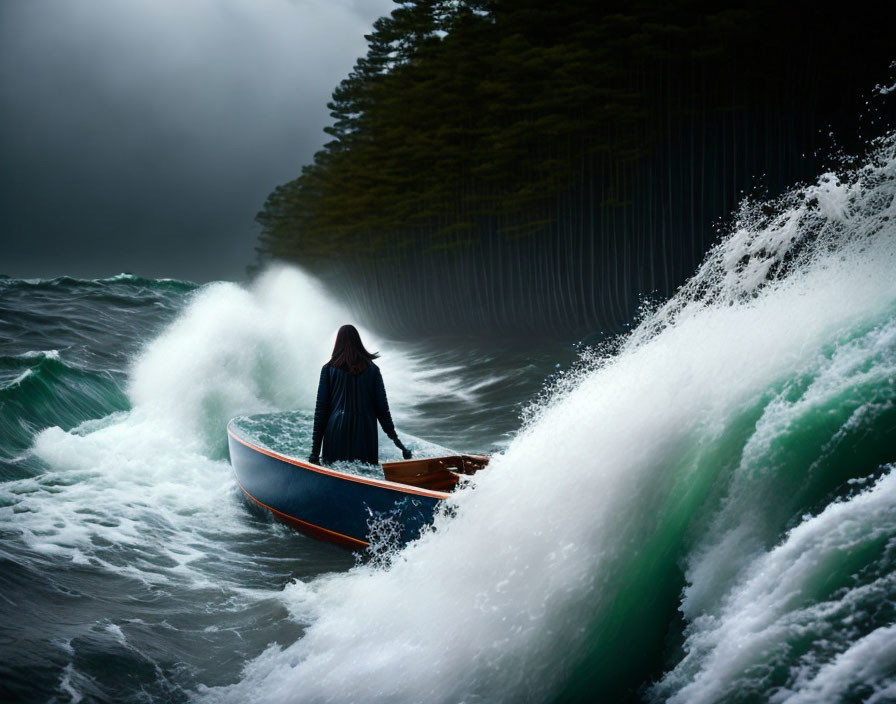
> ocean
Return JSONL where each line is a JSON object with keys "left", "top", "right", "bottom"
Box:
{"left": 1, "top": 133, "right": 895, "bottom": 703}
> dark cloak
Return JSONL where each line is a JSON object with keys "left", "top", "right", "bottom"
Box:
{"left": 310, "top": 362, "right": 397, "bottom": 466}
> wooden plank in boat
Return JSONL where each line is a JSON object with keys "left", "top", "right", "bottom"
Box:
{"left": 382, "top": 455, "right": 489, "bottom": 491}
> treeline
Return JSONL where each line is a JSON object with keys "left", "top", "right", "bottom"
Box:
{"left": 256, "top": 0, "right": 895, "bottom": 337}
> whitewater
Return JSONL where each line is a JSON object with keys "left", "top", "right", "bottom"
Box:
{"left": 194, "top": 136, "right": 896, "bottom": 703}
{"left": 1, "top": 133, "right": 895, "bottom": 703}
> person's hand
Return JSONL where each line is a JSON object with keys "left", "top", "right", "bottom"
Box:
{"left": 308, "top": 454, "right": 320, "bottom": 465}
{"left": 392, "top": 436, "right": 412, "bottom": 460}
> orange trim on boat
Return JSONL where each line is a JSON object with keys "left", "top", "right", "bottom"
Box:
{"left": 226, "top": 423, "right": 451, "bottom": 500}
{"left": 235, "top": 478, "right": 370, "bottom": 549}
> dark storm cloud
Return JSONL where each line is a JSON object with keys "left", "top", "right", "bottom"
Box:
{"left": 0, "top": 0, "right": 392, "bottom": 281}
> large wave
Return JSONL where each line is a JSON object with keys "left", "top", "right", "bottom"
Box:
{"left": 2, "top": 267, "right": 474, "bottom": 595}
{"left": 198, "top": 136, "right": 896, "bottom": 703}
{"left": 3, "top": 136, "right": 893, "bottom": 703}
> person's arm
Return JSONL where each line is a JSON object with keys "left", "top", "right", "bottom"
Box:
{"left": 374, "top": 367, "right": 412, "bottom": 459}
{"left": 309, "top": 367, "right": 330, "bottom": 463}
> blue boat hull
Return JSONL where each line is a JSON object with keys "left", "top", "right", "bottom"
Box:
{"left": 227, "top": 421, "right": 448, "bottom": 549}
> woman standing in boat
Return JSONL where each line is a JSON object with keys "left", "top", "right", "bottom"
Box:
{"left": 309, "top": 324, "right": 412, "bottom": 467}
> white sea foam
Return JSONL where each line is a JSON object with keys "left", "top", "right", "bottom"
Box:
{"left": 128, "top": 265, "right": 473, "bottom": 455}
{"left": 198, "top": 139, "right": 896, "bottom": 702}
{"left": 4, "top": 138, "right": 894, "bottom": 703}
{"left": 3, "top": 267, "right": 352, "bottom": 585}
{"left": 127, "top": 267, "right": 351, "bottom": 453}
{"left": 679, "top": 316, "right": 896, "bottom": 621}
{"left": 18, "top": 349, "right": 61, "bottom": 360}
{"left": 1, "top": 265, "right": 472, "bottom": 592}
{"left": 4, "top": 368, "right": 33, "bottom": 389}
{"left": 653, "top": 468, "right": 896, "bottom": 704}
{"left": 775, "top": 623, "right": 896, "bottom": 704}
{"left": 58, "top": 664, "right": 85, "bottom": 704}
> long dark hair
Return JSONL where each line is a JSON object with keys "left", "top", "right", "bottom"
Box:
{"left": 328, "top": 324, "right": 379, "bottom": 374}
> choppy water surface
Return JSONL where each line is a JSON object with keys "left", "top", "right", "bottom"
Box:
{"left": 2, "top": 133, "right": 896, "bottom": 703}
{"left": 0, "top": 271, "right": 572, "bottom": 702}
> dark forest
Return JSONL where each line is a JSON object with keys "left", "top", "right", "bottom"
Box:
{"left": 255, "top": 0, "right": 895, "bottom": 337}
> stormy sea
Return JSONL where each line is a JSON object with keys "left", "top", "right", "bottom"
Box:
{"left": 2, "top": 133, "right": 895, "bottom": 703}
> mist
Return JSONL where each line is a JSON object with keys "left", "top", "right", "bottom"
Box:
{"left": 0, "top": 0, "right": 392, "bottom": 281}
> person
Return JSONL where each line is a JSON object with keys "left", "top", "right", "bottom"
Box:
{"left": 308, "top": 324, "right": 412, "bottom": 466}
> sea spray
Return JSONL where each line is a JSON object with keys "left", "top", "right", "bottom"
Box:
{"left": 201, "top": 135, "right": 896, "bottom": 703}
{"left": 3, "top": 268, "right": 353, "bottom": 580}
{"left": 652, "top": 466, "right": 896, "bottom": 704}
{"left": 0, "top": 273, "right": 543, "bottom": 700}
{"left": 1, "top": 139, "right": 893, "bottom": 701}
{"left": 2, "top": 266, "right": 477, "bottom": 589}
{"left": 127, "top": 268, "right": 352, "bottom": 457}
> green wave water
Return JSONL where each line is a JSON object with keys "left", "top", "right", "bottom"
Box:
{"left": 0, "top": 275, "right": 195, "bottom": 464}
{"left": 206, "top": 134, "right": 896, "bottom": 704}
{"left": 561, "top": 307, "right": 896, "bottom": 703}
{"left": 1, "top": 135, "right": 895, "bottom": 704}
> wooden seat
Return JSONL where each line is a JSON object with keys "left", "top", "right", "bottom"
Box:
{"left": 382, "top": 454, "right": 489, "bottom": 492}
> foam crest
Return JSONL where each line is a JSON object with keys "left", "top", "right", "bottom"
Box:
{"left": 653, "top": 468, "right": 896, "bottom": 704}
{"left": 629, "top": 133, "right": 896, "bottom": 346}
{"left": 204, "top": 136, "right": 896, "bottom": 703}
{"left": 3, "top": 265, "right": 472, "bottom": 590}
{"left": 778, "top": 624, "right": 896, "bottom": 704}
{"left": 128, "top": 267, "right": 348, "bottom": 454}
{"left": 128, "top": 265, "right": 473, "bottom": 455}
{"left": 7, "top": 411, "right": 246, "bottom": 585}
{"left": 679, "top": 314, "right": 896, "bottom": 621}
{"left": 3, "top": 267, "right": 350, "bottom": 585}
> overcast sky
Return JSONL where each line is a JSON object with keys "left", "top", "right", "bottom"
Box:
{"left": 0, "top": 0, "right": 393, "bottom": 282}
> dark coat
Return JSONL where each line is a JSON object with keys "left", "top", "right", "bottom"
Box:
{"left": 311, "top": 362, "right": 397, "bottom": 466}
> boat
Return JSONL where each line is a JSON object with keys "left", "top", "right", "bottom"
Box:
{"left": 227, "top": 418, "right": 488, "bottom": 549}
